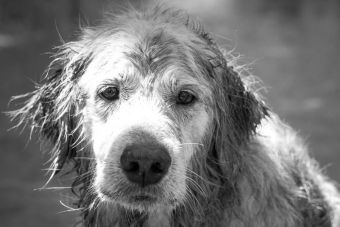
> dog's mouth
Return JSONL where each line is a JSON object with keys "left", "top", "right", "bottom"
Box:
{"left": 101, "top": 189, "right": 159, "bottom": 207}
{"left": 125, "top": 193, "right": 159, "bottom": 209}
{"left": 131, "top": 194, "right": 156, "bottom": 202}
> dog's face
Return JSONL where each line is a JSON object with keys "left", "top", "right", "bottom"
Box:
{"left": 78, "top": 29, "right": 214, "bottom": 211}
{"left": 11, "top": 8, "right": 265, "bottom": 215}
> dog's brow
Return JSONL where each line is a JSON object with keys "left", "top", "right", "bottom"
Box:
{"left": 125, "top": 32, "right": 190, "bottom": 77}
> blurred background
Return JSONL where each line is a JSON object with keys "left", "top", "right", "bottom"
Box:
{"left": 1, "top": 0, "right": 339, "bottom": 226}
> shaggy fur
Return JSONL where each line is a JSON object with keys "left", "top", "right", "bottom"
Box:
{"left": 9, "top": 6, "right": 340, "bottom": 227}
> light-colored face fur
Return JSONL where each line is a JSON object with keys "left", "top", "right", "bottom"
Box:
{"left": 78, "top": 24, "right": 214, "bottom": 212}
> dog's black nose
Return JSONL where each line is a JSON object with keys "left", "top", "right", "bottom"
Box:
{"left": 120, "top": 142, "right": 171, "bottom": 187}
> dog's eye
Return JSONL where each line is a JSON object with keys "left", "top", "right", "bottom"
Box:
{"left": 176, "top": 91, "right": 196, "bottom": 105}
{"left": 99, "top": 87, "right": 119, "bottom": 101}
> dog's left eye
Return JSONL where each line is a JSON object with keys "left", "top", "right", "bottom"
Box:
{"left": 99, "top": 87, "right": 119, "bottom": 101}
{"left": 176, "top": 91, "right": 196, "bottom": 105}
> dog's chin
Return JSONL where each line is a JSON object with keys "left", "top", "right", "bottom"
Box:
{"left": 100, "top": 189, "right": 174, "bottom": 212}
{"left": 122, "top": 194, "right": 159, "bottom": 212}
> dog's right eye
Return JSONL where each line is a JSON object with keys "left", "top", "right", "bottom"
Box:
{"left": 176, "top": 90, "right": 196, "bottom": 105}
{"left": 99, "top": 87, "right": 119, "bottom": 101}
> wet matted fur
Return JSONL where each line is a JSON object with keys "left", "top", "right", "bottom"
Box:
{"left": 9, "top": 5, "right": 340, "bottom": 227}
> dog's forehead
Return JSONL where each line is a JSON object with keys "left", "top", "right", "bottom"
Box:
{"left": 79, "top": 27, "right": 204, "bottom": 91}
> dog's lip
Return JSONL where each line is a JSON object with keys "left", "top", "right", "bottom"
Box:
{"left": 100, "top": 187, "right": 159, "bottom": 204}
{"left": 101, "top": 192, "right": 157, "bottom": 205}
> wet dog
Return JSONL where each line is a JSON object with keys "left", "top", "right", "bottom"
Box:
{"left": 10, "top": 6, "right": 340, "bottom": 227}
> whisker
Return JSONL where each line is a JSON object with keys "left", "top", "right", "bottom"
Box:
{"left": 35, "top": 186, "right": 72, "bottom": 191}
{"left": 58, "top": 201, "right": 83, "bottom": 214}
{"left": 41, "top": 168, "right": 62, "bottom": 172}
{"left": 186, "top": 168, "right": 222, "bottom": 188}
{"left": 185, "top": 176, "right": 206, "bottom": 196}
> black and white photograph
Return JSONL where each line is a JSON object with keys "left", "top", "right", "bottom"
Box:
{"left": 1, "top": 0, "right": 340, "bottom": 226}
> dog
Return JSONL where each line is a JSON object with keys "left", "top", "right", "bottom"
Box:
{"left": 10, "top": 5, "right": 340, "bottom": 227}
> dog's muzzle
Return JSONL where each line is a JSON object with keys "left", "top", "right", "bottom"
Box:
{"left": 120, "top": 141, "right": 171, "bottom": 187}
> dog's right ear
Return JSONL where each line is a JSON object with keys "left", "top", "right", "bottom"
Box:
{"left": 8, "top": 47, "right": 91, "bottom": 177}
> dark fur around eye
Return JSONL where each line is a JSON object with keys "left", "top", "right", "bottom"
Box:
{"left": 176, "top": 90, "right": 196, "bottom": 105}
{"left": 98, "top": 86, "right": 120, "bottom": 101}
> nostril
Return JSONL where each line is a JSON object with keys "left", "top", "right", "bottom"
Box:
{"left": 120, "top": 151, "right": 140, "bottom": 173}
{"left": 150, "top": 162, "right": 164, "bottom": 174}
{"left": 126, "top": 161, "right": 139, "bottom": 172}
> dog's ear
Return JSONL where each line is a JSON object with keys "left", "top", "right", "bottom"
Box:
{"left": 9, "top": 52, "right": 90, "bottom": 177}
{"left": 186, "top": 22, "right": 268, "bottom": 142}
{"left": 210, "top": 51, "right": 269, "bottom": 180}
{"left": 188, "top": 35, "right": 268, "bottom": 179}
{"left": 216, "top": 64, "right": 268, "bottom": 144}
{"left": 190, "top": 44, "right": 268, "bottom": 144}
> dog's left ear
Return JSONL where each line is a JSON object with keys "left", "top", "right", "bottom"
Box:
{"left": 186, "top": 23, "right": 268, "bottom": 142}
{"left": 189, "top": 29, "right": 268, "bottom": 170}
{"left": 9, "top": 50, "right": 90, "bottom": 176}
{"left": 216, "top": 65, "right": 268, "bottom": 143}
{"left": 204, "top": 48, "right": 269, "bottom": 181}
{"left": 192, "top": 42, "right": 268, "bottom": 145}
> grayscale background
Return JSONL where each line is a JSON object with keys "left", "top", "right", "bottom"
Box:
{"left": 1, "top": 0, "right": 339, "bottom": 226}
